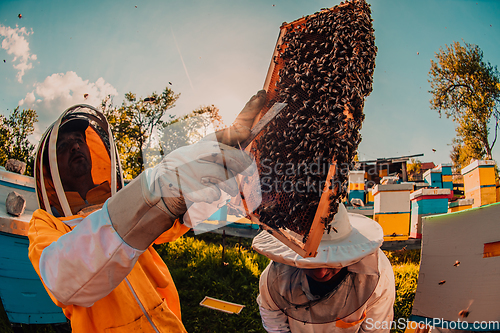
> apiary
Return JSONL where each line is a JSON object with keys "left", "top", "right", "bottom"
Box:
{"left": 246, "top": 0, "right": 377, "bottom": 257}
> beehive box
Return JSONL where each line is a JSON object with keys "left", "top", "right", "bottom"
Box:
{"left": 423, "top": 168, "right": 442, "bottom": 188}
{"left": 348, "top": 170, "right": 365, "bottom": 202}
{"left": 461, "top": 160, "right": 496, "bottom": 208}
{"left": 448, "top": 198, "right": 473, "bottom": 213}
{"left": 246, "top": 0, "right": 377, "bottom": 257}
{"left": 372, "top": 183, "right": 412, "bottom": 240}
{"left": 436, "top": 163, "right": 453, "bottom": 191}
{"left": 410, "top": 188, "right": 451, "bottom": 239}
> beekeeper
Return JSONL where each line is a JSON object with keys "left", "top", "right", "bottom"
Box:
{"left": 252, "top": 203, "right": 395, "bottom": 333}
{"left": 28, "top": 90, "right": 266, "bottom": 333}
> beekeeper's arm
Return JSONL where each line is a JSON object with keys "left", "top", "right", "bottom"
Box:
{"left": 359, "top": 250, "right": 396, "bottom": 333}
{"left": 30, "top": 90, "right": 266, "bottom": 307}
{"left": 257, "top": 263, "right": 291, "bottom": 333}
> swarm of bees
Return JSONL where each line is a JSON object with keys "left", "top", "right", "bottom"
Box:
{"left": 252, "top": 0, "right": 377, "bottom": 239}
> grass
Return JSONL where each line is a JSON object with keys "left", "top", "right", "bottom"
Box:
{"left": 154, "top": 231, "right": 269, "bottom": 333}
{"left": 385, "top": 249, "right": 421, "bottom": 333}
{"left": 0, "top": 233, "right": 421, "bottom": 333}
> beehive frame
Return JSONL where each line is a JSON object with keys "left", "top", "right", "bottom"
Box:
{"left": 246, "top": 0, "right": 376, "bottom": 257}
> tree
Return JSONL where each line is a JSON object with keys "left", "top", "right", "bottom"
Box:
{"left": 104, "top": 88, "right": 225, "bottom": 180}
{"left": 429, "top": 41, "right": 500, "bottom": 169}
{"left": 159, "top": 105, "right": 223, "bottom": 154}
{"left": 104, "top": 87, "right": 179, "bottom": 179}
{"left": 406, "top": 158, "right": 422, "bottom": 181}
{"left": 0, "top": 107, "right": 38, "bottom": 176}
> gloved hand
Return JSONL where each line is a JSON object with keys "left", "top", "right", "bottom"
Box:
{"left": 145, "top": 140, "right": 255, "bottom": 219}
{"left": 206, "top": 89, "right": 266, "bottom": 146}
{"left": 159, "top": 89, "right": 267, "bottom": 219}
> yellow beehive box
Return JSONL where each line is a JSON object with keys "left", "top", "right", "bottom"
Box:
{"left": 373, "top": 213, "right": 410, "bottom": 241}
{"left": 461, "top": 160, "right": 497, "bottom": 207}
{"left": 448, "top": 198, "right": 474, "bottom": 213}
{"left": 372, "top": 184, "right": 413, "bottom": 241}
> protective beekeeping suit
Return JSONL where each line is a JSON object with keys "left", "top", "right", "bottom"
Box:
{"left": 253, "top": 204, "right": 395, "bottom": 333}
{"left": 28, "top": 90, "right": 265, "bottom": 332}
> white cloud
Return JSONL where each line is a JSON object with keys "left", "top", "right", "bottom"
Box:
{"left": 0, "top": 24, "right": 37, "bottom": 83}
{"left": 20, "top": 71, "right": 119, "bottom": 141}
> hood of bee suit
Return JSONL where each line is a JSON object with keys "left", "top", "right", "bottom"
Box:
{"left": 35, "top": 104, "right": 124, "bottom": 217}
{"left": 252, "top": 203, "right": 384, "bottom": 268}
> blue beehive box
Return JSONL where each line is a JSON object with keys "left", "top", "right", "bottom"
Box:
{"left": 436, "top": 163, "right": 453, "bottom": 191}
{"left": 423, "top": 168, "right": 442, "bottom": 188}
{"left": 409, "top": 188, "right": 451, "bottom": 238}
{"left": 0, "top": 232, "right": 67, "bottom": 324}
{"left": 0, "top": 168, "right": 67, "bottom": 325}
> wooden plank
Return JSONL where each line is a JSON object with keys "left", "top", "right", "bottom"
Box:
{"left": 199, "top": 296, "right": 245, "bottom": 314}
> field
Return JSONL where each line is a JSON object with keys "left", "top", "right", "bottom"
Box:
{"left": 0, "top": 231, "right": 420, "bottom": 333}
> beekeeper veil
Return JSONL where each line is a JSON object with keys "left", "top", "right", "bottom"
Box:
{"left": 35, "top": 104, "right": 124, "bottom": 217}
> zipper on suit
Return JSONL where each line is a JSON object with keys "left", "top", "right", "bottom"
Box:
{"left": 125, "top": 277, "right": 160, "bottom": 333}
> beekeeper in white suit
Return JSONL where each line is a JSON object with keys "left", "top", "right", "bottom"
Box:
{"left": 252, "top": 203, "right": 395, "bottom": 333}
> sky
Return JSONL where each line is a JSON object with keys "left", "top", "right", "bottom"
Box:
{"left": 1, "top": 0, "right": 499, "bottom": 167}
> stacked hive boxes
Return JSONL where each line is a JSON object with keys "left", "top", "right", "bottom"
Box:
{"left": 348, "top": 170, "right": 365, "bottom": 203}
{"left": 436, "top": 163, "right": 453, "bottom": 191}
{"left": 372, "top": 183, "right": 413, "bottom": 240}
{"left": 461, "top": 160, "right": 496, "bottom": 208}
{"left": 448, "top": 198, "right": 474, "bottom": 213}
{"left": 410, "top": 188, "right": 451, "bottom": 239}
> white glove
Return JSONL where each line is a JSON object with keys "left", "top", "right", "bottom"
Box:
{"left": 144, "top": 140, "right": 255, "bottom": 227}
{"left": 212, "top": 90, "right": 267, "bottom": 146}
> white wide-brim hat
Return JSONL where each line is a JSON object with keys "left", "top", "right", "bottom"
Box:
{"left": 252, "top": 204, "right": 383, "bottom": 269}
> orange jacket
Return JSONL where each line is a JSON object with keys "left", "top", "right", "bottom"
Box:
{"left": 29, "top": 204, "right": 189, "bottom": 332}
{"left": 30, "top": 106, "right": 190, "bottom": 332}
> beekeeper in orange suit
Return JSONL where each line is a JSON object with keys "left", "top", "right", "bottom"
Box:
{"left": 252, "top": 203, "right": 395, "bottom": 333}
{"left": 28, "top": 90, "right": 266, "bottom": 332}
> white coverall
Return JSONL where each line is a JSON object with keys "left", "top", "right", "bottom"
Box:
{"left": 257, "top": 249, "right": 395, "bottom": 333}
